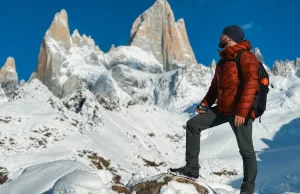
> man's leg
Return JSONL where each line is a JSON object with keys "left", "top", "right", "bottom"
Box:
{"left": 185, "top": 107, "right": 228, "bottom": 170}
{"left": 228, "top": 117, "right": 257, "bottom": 194}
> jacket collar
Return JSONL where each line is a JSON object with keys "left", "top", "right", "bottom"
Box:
{"left": 218, "top": 40, "right": 252, "bottom": 59}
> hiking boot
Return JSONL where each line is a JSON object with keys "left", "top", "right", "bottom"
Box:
{"left": 168, "top": 166, "right": 199, "bottom": 179}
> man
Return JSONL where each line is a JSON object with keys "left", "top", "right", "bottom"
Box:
{"left": 168, "top": 25, "right": 259, "bottom": 194}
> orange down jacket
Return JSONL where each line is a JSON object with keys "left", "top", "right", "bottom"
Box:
{"left": 202, "top": 40, "right": 259, "bottom": 119}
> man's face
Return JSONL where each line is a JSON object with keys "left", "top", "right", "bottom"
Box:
{"left": 218, "top": 34, "right": 230, "bottom": 48}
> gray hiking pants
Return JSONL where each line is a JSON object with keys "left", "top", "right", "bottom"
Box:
{"left": 185, "top": 106, "right": 257, "bottom": 193}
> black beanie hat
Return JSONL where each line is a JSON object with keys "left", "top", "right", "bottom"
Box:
{"left": 222, "top": 25, "right": 244, "bottom": 43}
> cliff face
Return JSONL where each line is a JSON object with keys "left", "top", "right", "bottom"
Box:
{"left": 0, "top": 57, "right": 19, "bottom": 97}
{"left": 128, "top": 0, "right": 197, "bottom": 71}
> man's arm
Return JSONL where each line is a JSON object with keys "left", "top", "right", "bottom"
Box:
{"left": 202, "top": 69, "right": 218, "bottom": 107}
{"left": 236, "top": 52, "right": 259, "bottom": 118}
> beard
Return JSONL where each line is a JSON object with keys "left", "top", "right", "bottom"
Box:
{"left": 218, "top": 37, "right": 229, "bottom": 48}
{"left": 218, "top": 42, "right": 226, "bottom": 48}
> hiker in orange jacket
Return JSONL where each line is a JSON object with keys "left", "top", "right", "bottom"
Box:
{"left": 169, "top": 25, "right": 259, "bottom": 194}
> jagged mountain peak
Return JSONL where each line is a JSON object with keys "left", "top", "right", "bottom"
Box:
{"left": 71, "top": 29, "right": 80, "bottom": 38}
{"left": 1, "top": 57, "right": 16, "bottom": 72}
{"left": 54, "top": 9, "right": 68, "bottom": 26}
{"left": 109, "top": 44, "right": 115, "bottom": 52}
{"left": 251, "top": 47, "right": 264, "bottom": 64}
{"left": 0, "top": 57, "right": 18, "bottom": 97}
{"left": 156, "top": 0, "right": 167, "bottom": 3}
{"left": 46, "top": 9, "right": 70, "bottom": 50}
{"left": 70, "top": 29, "right": 97, "bottom": 49}
{"left": 128, "top": 0, "right": 197, "bottom": 71}
{"left": 32, "top": 9, "right": 109, "bottom": 98}
{"left": 272, "top": 57, "right": 300, "bottom": 77}
{"left": 209, "top": 59, "right": 216, "bottom": 68}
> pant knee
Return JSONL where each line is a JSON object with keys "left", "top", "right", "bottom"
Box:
{"left": 186, "top": 119, "right": 202, "bottom": 134}
{"left": 186, "top": 119, "right": 192, "bottom": 127}
{"left": 186, "top": 118, "right": 194, "bottom": 127}
{"left": 239, "top": 148, "right": 256, "bottom": 159}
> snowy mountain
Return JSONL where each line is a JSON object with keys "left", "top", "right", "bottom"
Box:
{"left": 0, "top": 0, "right": 300, "bottom": 193}
{"left": 272, "top": 58, "right": 300, "bottom": 77}
{"left": 251, "top": 47, "right": 300, "bottom": 77}
{"left": 251, "top": 48, "right": 264, "bottom": 64}
{"left": 29, "top": 5, "right": 213, "bottom": 110}
{"left": 29, "top": 9, "right": 109, "bottom": 98}
{"left": 0, "top": 57, "right": 19, "bottom": 98}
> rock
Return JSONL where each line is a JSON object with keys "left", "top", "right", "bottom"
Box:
{"left": 296, "top": 58, "right": 300, "bottom": 77}
{"left": 19, "top": 79, "right": 26, "bottom": 87}
{"left": 62, "top": 75, "right": 85, "bottom": 97}
{"left": 128, "top": 0, "right": 197, "bottom": 71}
{"left": 32, "top": 9, "right": 107, "bottom": 98}
{"left": 184, "top": 64, "right": 214, "bottom": 87}
{"left": 111, "top": 185, "right": 130, "bottom": 194}
{"left": 209, "top": 59, "right": 216, "bottom": 69}
{"left": 109, "top": 44, "right": 115, "bottom": 52}
{"left": 126, "top": 173, "right": 209, "bottom": 194}
{"left": 94, "top": 64, "right": 155, "bottom": 106}
{"left": 251, "top": 47, "right": 264, "bottom": 64}
{"left": 272, "top": 59, "right": 297, "bottom": 77}
{"left": 250, "top": 47, "right": 272, "bottom": 75}
{"left": 70, "top": 29, "right": 81, "bottom": 46}
{"left": 70, "top": 29, "right": 101, "bottom": 53}
{"left": 95, "top": 93, "right": 121, "bottom": 111}
{"left": 0, "top": 167, "right": 8, "bottom": 185}
{"left": 28, "top": 72, "right": 37, "bottom": 82}
{"left": 61, "top": 88, "right": 104, "bottom": 129}
{"left": 46, "top": 9, "right": 71, "bottom": 50}
{"left": 0, "top": 57, "right": 19, "bottom": 97}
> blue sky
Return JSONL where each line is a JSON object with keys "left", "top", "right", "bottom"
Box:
{"left": 0, "top": 0, "right": 299, "bottom": 81}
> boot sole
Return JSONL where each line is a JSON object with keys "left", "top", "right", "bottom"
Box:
{"left": 167, "top": 169, "right": 198, "bottom": 181}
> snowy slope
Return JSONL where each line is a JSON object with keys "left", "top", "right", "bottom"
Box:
{"left": 0, "top": 72, "right": 299, "bottom": 194}
{"left": 0, "top": 78, "right": 214, "bottom": 193}
{"left": 93, "top": 63, "right": 214, "bottom": 110}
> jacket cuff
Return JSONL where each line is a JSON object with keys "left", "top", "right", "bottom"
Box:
{"left": 201, "top": 99, "right": 209, "bottom": 107}
{"left": 236, "top": 109, "right": 248, "bottom": 118}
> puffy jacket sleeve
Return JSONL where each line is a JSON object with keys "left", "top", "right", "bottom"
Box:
{"left": 202, "top": 67, "right": 218, "bottom": 107}
{"left": 236, "top": 52, "right": 259, "bottom": 118}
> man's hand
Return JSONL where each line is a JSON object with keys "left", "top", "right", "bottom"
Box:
{"left": 196, "top": 103, "right": 207, "bottom": 114}
{"left": 234, "top": 115, "right": 245, "bottom": 126}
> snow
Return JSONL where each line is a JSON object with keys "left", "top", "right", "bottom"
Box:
{"left": 0, "top": 71, "right": 299, "bottom": 194}
{"left": 71, "top": 29, "right": 80, "bottom": 37}
{"left": 160, "top": 181, "right": 200, "bottom": 194}
{"left": 108, "top": 46, "right": 163, "bottom": 73}
{"left": 0, "top": 160, "right": 103, "bottom": 194}
{"left": 0, "top": 88, "right": 8, "bottom": 105}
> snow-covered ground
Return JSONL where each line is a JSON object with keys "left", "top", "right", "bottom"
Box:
{"left": 0, "top": 73, "right": 299, "bottom": 194}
